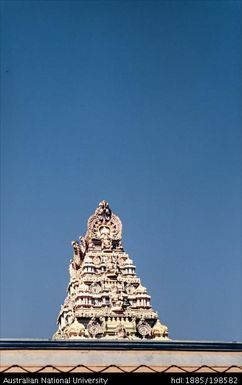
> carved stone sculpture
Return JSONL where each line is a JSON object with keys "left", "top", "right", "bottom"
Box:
{"left": 53, "top": 201, "right": 169, "bottom": 340}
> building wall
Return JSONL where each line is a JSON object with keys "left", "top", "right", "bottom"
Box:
{"left": 1, "top": 340, "right": 242, "bottom": 373}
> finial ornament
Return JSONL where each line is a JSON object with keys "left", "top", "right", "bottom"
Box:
{"left": 53, "top": 201, "right": 169, "bottom": 340}
{"left": 95, "top": 200, "right": 112, "bottom": 221}
{"left": 86, "top": 200, "right": 122, "bottom": 251}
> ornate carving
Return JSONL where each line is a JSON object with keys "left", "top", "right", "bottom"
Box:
{"left": 90, "top": 283, "right": 101, "bottom": 294}
{"left": 66, "top": 319, "right": 85, "bottom": 338}
{"left": 125, "top": 283, "right": 135, "bottom": 294}
{"left": 87, "top": 318, "right": 103, "bottom": 337}
{"left": 152, "top": 320, "right": 169, "bottom": 338}
{"left": 137, "top": 319, "right": 152, "bottom": 338}
{"left": 53, "top": 201, "right": 169, "bottom": 341}
{"left": 71, "top": 236, "right": 87, "bottom": 272}
{"left": 115, "top": 324, "right": 129, "bottom": 339}
{"left": 86, "top": 201, "right": 122, "bottom": 251}
{"left": 95, "top": 200, "right": 112, "bottom": 221}
{"left": 93, "top": 256, "right": 101, "bottom": 265}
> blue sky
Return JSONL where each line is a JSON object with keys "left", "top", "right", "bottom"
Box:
{"left": 0, "top": 0, "right": 241, "bottom": 341}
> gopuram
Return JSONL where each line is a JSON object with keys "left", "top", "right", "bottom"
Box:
{"left": 53, "top": 200, "right": 169, "bottom": 340}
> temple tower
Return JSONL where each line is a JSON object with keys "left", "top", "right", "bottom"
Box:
{"left": 53, "top": 200, "right": 169, "bottom": 340}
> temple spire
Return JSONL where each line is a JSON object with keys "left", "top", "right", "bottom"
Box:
{"left": 53, "top": 201, "right": 169, "bottom": 340}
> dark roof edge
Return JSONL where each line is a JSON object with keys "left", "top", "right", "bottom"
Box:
{"left": 0, "top": 340, "right": 241, "bottom": 351}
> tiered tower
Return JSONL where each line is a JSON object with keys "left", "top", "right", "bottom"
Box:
{"left": 53, "top": 201, "right": 169, "bottom": 340}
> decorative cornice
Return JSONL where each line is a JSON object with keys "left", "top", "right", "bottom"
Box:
{"left": 1, "top": 339, "right": 241, "bottom": 351}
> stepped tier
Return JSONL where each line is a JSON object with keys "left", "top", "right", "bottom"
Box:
{"left": 53, "top": 200, "right": 169, "bottom": 340}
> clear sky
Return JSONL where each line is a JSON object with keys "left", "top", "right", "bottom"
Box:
{"left": 0, "top": 0, "right": 241, "bottom": 342}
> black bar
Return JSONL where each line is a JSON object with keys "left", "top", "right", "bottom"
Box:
{"left": 0, "top": 373, "right": 242, "bottom": 385}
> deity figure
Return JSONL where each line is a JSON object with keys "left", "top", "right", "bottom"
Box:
{"left": 110, "top": 286, "right": 123, "bottom": 309}
{"left": 71, "top": 237, "right": 87, "bottom": 270}
{"left": 99, "top": 225, "right": 112, "bottom": 250}
{"left": 116, "top": 324, "right": 129, "bottom": 339}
